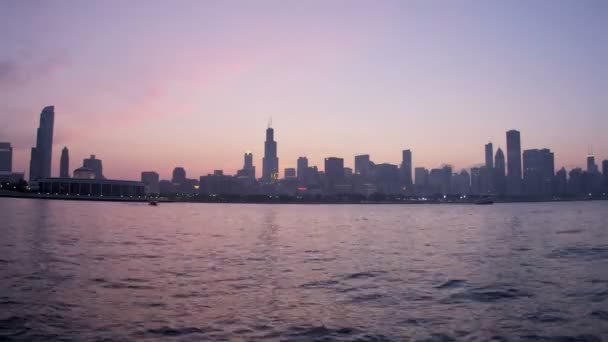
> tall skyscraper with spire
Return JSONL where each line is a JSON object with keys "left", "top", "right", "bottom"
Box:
{"left": 506, "top": 130, "right": 522, "bottom": 195}
{"left": 262, "top": 123, "right": 279, "bottom": 183}
{"left": 29, "top": 106, "right": 55, "bottom": 181}
{"left": 60, "top": 147, "right": 70, "bottom": 178}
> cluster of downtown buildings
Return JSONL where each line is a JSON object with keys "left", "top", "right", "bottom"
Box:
{"left": 1, "top": 106, "right": 607, "bottom": 200}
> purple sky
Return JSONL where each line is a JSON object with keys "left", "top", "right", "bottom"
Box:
{"left": 1, "top": 0, "right": 606, "bottom": 180}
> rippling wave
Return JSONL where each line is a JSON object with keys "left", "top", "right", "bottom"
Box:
{"left": 1, "top": 199, "right": 607, "bottom": 340}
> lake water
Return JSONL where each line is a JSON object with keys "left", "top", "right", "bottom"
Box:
{"left": 1, "top": 198, "right": 607, "bottom": 341}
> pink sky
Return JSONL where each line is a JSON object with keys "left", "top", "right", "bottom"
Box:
{"left": 1, "top": 1, "right": 606, "bottom": 180}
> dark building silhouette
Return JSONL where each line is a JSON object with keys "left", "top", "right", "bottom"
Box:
{"left": 400, "top": 149, "right": 413, "bottom": 190}
{"left": 297, "top": 157, "right": 308, "bottom": 182}
{"left": 522, "top": 148, "right": 554, "bottom": 197}
{"left": 344, "top": 167, "right": 353, "bottom": 179}
{"left": 301, "top": 166, "right": 319, "bottom": 187}
{"left": 83, "top": 155, "right": 104, "bottom": 179}
{"left": 479, "top": 166, "right": 493, "bottom": 194}
{"left": 493, "top": 147, "right": 506, "bottom": 195}
{"left": 451, "top": 169, "right": 470, "bottom": 195}
{"left": 324, "top": 157, "right": 344, "bottom": 193}
{"left": 60, "top": 147, "right": 70, "bottom": 178}
{"left": 172, "top": 167, "right": 186, "bottom": 184}
{"left": 470, "top": 167, "right": 481, "bottom": 194}
{"left": 354, "top": 154, "right": 371, "bottom": 179}
{"left": 74, "top": 166, "right": 95, "bottom": 179}
{"left": 375, "top": 163, "right": 400, "bottom": 194}
{"left": 237, "top": 152, "right": 256, "bottom": 179}
{"left": 603, "top": 160, "right": 608, "bottom": 192}
{"left": 554, "top": 167, "right": 568, "bottom": 196}
{"left": 171, "top": 167, "right": 198, "bottom": 194}
{"left": 0, "top": 142, "right": 12, "bottom": 173}
{"left": 284, "top": 168, "right": 296, "bottom": 179}
{"left": 587, "top": 155, "right": 599, "bottom": 174}
{"left": 159, "top": 180, "right": 175, "bottom": 194}
{"left": 199, "top": 170, "right": 240, "bottom": 195}
{"left": 568, "top": 168, "right": 585, "bottom": 195}
{"left": 141, "top": 171, "right": 160, "bottom": 195}
{"left": 485, "top": 143, "right": 494, "bottom": 169}
{"left": 415, "top": 167, "right": 429, "bottom": 193}
{"left": 29, "top": 106, "right": 55, "bottom": 181}
{"left": 262, "top": 126, "right": 279, "bottom": 183}
{"left": 506, "top": 130, "right": 522, "bottom": 196}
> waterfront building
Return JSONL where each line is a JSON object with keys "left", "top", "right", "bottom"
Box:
{"left": 37, "top": 177, "right": 145, "bottom": 197}
{"left": 237, "top": 152, "right": 256, "bottom": 179}
{"left": 523, "top": 148, "right": 555, "bottom": 197}
{"left": 60, "top": 147, "right": 70, "bottom": 178}
{"left": 587, "top": 155, "right": 599, "bottom": 174}
{"left": 324, "top": 157, "right": 344, "bottom": 194}
{"left": 354, "top": 154, "right": 371, "bottom": 179}
{"left": 0, "top": 142, "right": 12, "bottom": 172}
{"left": 506, "top": 130, "right": 522, "bottom": 196}
{"left": 29, "top": 106, "right": 55, "bottom": 181}
{"left": 374, "top": 163, "right": 400, "bottom": 194}
{"left": 297, "top": 157, "right": 308, "bottom": 183}
{"left": 199, "top": 170, "right": 241, "bottom": 195}
{"left": 414, "top": 167, "right": 429, "bottom": 193}
{"left": 485, "top": 143, "right": 494, "bottom": 169}
{"left": 83, "top": 155, "right": 104, "bottom": 179}
{"left": 567, "top": 168, "right": 585, "bottom": 195}
{"left": 493, "top": 148, "right": 506, "bottom": 195}
{"left": 262, "top": 126, "right": 279, "bottom": 183}
{"left": 141, "top": 171, "right": 160, "bottom": 195}
{"left": 554, "top": 167, "right": 568, "bottom": 196}
{"left": 400, "top": 149, "right": 413, "bottom": 190}
{"left": 74, "top": 167, "right": 96, "bottom": 179}
{"left": 284, "top": 168, "right": 296, "bottom": 179}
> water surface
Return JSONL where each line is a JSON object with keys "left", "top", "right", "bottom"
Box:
{"left": 1, "top": 199, "right": 607, "bottom": 341}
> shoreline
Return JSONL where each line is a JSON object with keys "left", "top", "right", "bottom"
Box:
{"left": 1, "top": 190, "right": 605, "bottom": 205}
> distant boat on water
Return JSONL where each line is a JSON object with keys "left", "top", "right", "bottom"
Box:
{"left": 475, "top": 198, "right": 494, "bottom": 205}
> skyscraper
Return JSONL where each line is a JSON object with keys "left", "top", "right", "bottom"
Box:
{"left": 493, "top": 148, "right": 506, "bottom": 195}
{"left": 297, "top": 157, "right": 308, "bottom": 182}
{"left": 400, "top": 149, "right": 413, "bottom": 189}
{"left": 414, "top": 167, "right": 429, "bottom": 189}
{"left": 237, "top": 151, "right": 256, "bottom": 179}
{"left": 262, "top": 126, "right": 279, "bottom": 183}
{"left": 172, "top": 167, "right": 186, "bottom": 184}
{"left": 523, "top": 148, "right": 554, "bottom": 197}
{"left": 0, "top": 142, "right": 12, "bottom": 173}
{"left": 485, "top": 143, "right": 494, "bottom": 169}
{"left": 141, "top": 171, "right": 160, "bottom": 195}
{"left": 506, "top": 130, "right": 522, "bottom": 196}
{"left": 324, "top": 157, "right": 344, "bottom": 193}
{"left": 354, "top": 154, "right": 371, "bottom": 178}
{"left": 587, "top": 155, "right": 599, "bottom": 174}
{"left": 83, "top": 155, "right": 104, "bottom": 179}
{"left": 29, "top": 106, "right": 55, "bottom": 181}
{"left": 60, "top": 147, "right": 70, "bottom": 178}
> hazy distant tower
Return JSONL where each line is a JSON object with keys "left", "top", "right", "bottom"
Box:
{"left": 400, "top": 149, "right": 413, "bottom": 189}
{"left": 494, "top": 147, "right": 506, "bottom": 195}
{"left": 297, "top": 157, "right": 308, "bottom": 182}
{"left": 60, "top": 147, "right": 70, "bottom": 178}
{"left": 29, "top": 106, "right": 55, "bottom": 181}
{"left": 485, "top": 143, "right": 494, "bottom": 169}
{"left": 83, "top": 155, "right": 104, "bottom": 179}
{"left": 0, "top": 142, "right": 12, "bottom": 172}
{"left": 506, "top": 130, "right": 522, "bottom": 195}
{"left": 262, "top": 123, "right": 279, "bottom": 183}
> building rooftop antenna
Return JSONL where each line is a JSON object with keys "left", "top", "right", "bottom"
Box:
{"left": 268, "top": 117, "right": 272, "bottom": 129}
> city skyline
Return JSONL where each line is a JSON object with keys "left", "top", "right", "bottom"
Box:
{"left": 1, "top": 1, "right": 606, "bottom": 180}
{"left": 3, "top": 106, "right": 608, "bottom": 182}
